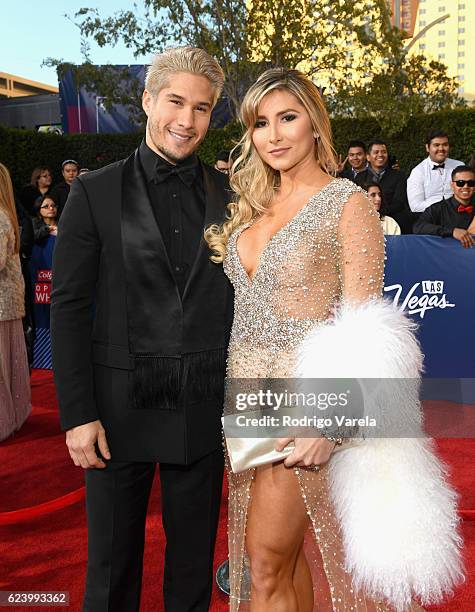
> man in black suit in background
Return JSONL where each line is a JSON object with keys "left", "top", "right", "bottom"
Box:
{"left": 355, "top": 139, "right": 415, "bottom": 233}
{"left": 51, "top": 47, "right": 233, "bottom": 612}
{"left": 337, "top": 140, "right": 368, "bottom": 181}
{"left": 414, "top": 165, "right": 475, "bottom": 247}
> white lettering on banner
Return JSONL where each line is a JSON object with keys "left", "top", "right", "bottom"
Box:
{"left": 384, "top": 280, "right": 455, "bottom": 319}
{"left": 35, "top": 283, "right": 51, "bottom": 304}
{"left": 34, "top": 269, "right": 52, "bottom": 304}
{"left": 37, "top": 269, "right": 52, "bottom": 282}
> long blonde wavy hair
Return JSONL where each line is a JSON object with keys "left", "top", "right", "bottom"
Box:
{"left": 205, "top": 68, "right": 337, "bottom": 263}
{"left": 0, "top": 163, "right": 20, "bottom": 254}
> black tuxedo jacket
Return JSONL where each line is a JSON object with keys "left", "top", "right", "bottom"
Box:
{"left": 355, "top": 167, "right": 415, "bottom": 233}
{"left": 51, "top": 150, "right": 234, "bottom": 464}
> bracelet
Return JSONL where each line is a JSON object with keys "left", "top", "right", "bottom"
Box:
{"left": 325, "top": 435, "right": 343, "bottom": 446}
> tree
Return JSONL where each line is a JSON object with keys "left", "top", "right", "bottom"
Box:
{"left": 46, "top": 0, "right": 464, "bottom": 131}
{"left": 247, "top": 0, "right": 383, "bottom": 76}
{"left": 48, "top": 0, "right": 391, "bottom": 119}
{"left": 65, "top": 0, "right": 258, "bottom": 118}
{"left": 326, "top": 2, "right": 465, "bottom": 135}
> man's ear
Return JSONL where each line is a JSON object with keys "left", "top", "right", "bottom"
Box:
{"left": 425, "top": 143, "right": 430, "bottom": 155}
{"left": 142, "top": 90, "right": 152, "bottom": 117}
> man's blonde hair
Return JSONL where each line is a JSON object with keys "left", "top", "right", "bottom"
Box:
{"left": 145, "top": 46, "right": 224, "bottom": 107}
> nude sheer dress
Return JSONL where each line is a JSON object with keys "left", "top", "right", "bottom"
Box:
{"left": 223, "top": 178, "right": 423, "bottom": 611}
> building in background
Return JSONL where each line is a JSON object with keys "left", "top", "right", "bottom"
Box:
{"left": 0, "top": 71, "right": 60, "bottom": 130}
{"left": 0, "top": 71, "right": 58, "bottom": 98}
{"left": 390, "top": 0, "right": 474, "bottom": 102}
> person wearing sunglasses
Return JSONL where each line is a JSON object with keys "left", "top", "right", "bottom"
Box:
{"left": 33, "top": 194, "right": 58, "bottom": 245}
{"left": 414, "top": 165, "right": 475, "bottom": 247}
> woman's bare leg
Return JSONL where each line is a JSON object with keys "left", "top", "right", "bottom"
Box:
{"left": 294, "top": 543, "right": 314, "bottom": 611}
{"left": 246, "top": 462, "right": 314, "bottom": 612}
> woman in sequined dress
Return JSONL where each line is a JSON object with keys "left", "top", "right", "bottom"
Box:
{"left": 0, "top": 163, "right": 31, "bottom": 441}
{"left": 205, "top": 69, "right": 462, "bottom": 611}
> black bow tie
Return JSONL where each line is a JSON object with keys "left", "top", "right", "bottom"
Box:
{"left": 432, "top": 163, "right": 445, "bottom": 170}
{"left": 154, "top": 161, "right": 197, "bottom": 187}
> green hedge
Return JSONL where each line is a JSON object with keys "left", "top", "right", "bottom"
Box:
{"left": 2, "top": 108, "right": 474, "bottom": 191}
{"left": 331, "top": 108, "right": 475, "bottom": 173}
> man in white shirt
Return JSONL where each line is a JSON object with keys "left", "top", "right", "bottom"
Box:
{"left": 407, "top": 129, "right": 463, "bottom": 213}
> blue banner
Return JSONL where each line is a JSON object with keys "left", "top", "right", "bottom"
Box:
{"left": 59, "top": 65, "right": 232, "bottom": 134}
{"left": 384, "top": 235, "right": 475, "bottom": 404}
{"left": 30, "top": 236, "right": 55, "bottom": 369}
{"left": 59, "top": 65, "right": 145, "bottom": 134}
{"left": 36, "top": 235, "right": 475, "bottom": 404}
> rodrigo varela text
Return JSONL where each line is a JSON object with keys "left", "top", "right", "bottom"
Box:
{"left": 235, "top": 414, "right": 376, "bottom": 428}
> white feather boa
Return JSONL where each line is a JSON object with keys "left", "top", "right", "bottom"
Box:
{"left": 296, "top": 299, "right": 464, "bottom": 611}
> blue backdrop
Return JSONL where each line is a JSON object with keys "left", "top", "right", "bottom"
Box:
{"left": 59, "top": 66, "right": 232, "bottom": 134}
{"left": 35, "top": 235, "right": 475, "bottom": 403}
{"left": 30, "top": 236, "right": 55, "bottom": 369}
{"left": 385, "top": 236, "right": 475, "bottom": 403}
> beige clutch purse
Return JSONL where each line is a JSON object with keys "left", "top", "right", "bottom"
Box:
{"left": 224, "top": 436, "right": 295, "bottom": 474}
{"left": 222, "top": 417, "right": 294, "bottom": 473}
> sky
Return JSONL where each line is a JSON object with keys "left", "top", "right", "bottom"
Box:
{"left": 1, "top": 1, "right": 151, "bottom": 87}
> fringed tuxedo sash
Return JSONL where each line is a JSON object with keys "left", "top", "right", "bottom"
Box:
{"left": 132, "top": 348, "right": 227, "bottom": 410}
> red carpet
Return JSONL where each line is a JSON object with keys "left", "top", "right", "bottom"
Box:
{"left": 0, "top": 370, "right": 473, "bottom": 611}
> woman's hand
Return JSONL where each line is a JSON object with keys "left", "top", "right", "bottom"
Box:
{"left": 276, "top": 436, "right": 336, "bottom": 469}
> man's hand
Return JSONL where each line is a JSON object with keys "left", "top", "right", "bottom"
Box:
{"left": 337, "top": 154, "right": 348, "bottom": 175}
{"left": 66, "top": 420, "right": 111, "bottom": 469}
{"left": 453, "top": 228, "right": 475, "bottom": 248}
{"left": 276, "top": 437, "right": 335, "bottom": 469}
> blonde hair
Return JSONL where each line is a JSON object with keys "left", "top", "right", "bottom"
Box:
{"left": 145, "top": 46, "right": 224, "bottom": 107}
{"left": 0, "top": 163, "right": 20, "bottom": 254}
{"left": 205, "top": 68, "right": 337, "bottom": 263}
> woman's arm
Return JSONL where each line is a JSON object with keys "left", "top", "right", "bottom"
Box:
{"left": 0, "top": 220, "right": 8, "bottom": 271}
{"left": 337, "top": 191, "right": 385, "bottom": 303}
{"left": 278, "top": 191, "right": 385, "bottom": 467}
{"left": 33, "top": 219, "right": 51, "bottom": 243}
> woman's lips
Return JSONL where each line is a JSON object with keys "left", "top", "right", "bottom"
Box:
{"left": 269, "top": 147, "right": 290, "bottom": 156}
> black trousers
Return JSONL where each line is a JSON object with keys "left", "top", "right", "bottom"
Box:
{"left": 82, "top": 448, "right": 224, "bottom": 612}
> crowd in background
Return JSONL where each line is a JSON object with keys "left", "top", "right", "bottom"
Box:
{"left": 1, "top": 128, "right": 474, "bottom": 441}
{"left": 337, "top": 129, "right": 475, "bottom": 244}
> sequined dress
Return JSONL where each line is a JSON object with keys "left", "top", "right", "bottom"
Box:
{"left": 223, "top": 179, "right": 422, "bottom": 611}
{"left": 0, "top": 209, "right": 31, "bottom": 441}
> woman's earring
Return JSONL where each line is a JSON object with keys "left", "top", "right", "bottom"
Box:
{"left": 313, "top": 132, "right": 319, "bottom": 139}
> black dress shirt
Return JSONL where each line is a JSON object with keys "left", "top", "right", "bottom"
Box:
{"left": 139, "top": 140, "right": 206, "bottom": 295}
{"left": 413, "top": 196, "right": 475, "bottom": 238}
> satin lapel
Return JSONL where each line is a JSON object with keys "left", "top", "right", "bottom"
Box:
{"left": 121, "top": 151, "right": 182, "bottom": 353}
{"left": 122, "top": 150, "right": 177, "bottom": 282}
{"left": 182, "top": 163, "right": 229, "bottom": 300}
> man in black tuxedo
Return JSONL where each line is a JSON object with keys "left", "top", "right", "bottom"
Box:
{"left": 355, "top": 139, "right": 415, "bottom": 233}
{"left": 51, "top": 47, "right": 233, "bottom": 612}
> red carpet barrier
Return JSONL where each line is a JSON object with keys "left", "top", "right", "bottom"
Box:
{"left": 0, "top": 487, "right": 85, "bottom": 525}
